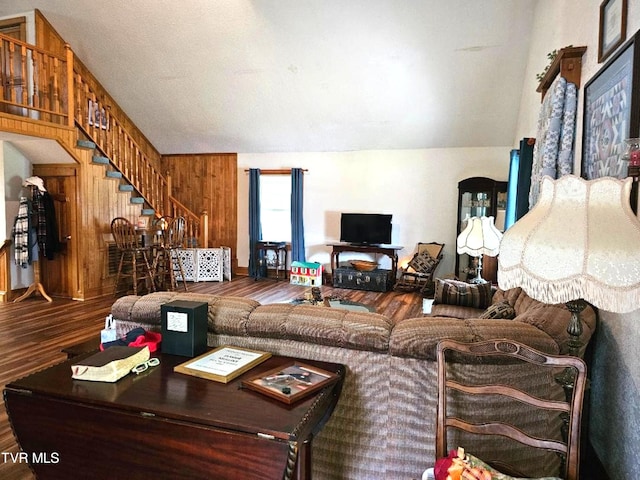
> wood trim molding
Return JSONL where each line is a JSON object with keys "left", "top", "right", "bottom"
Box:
{"left": 0, "top": 239, "right": 12, "bottom": 302}
{"left": 536, "top": 46, "right": 587, "bottom": 100}
{"left": 244, "top": 169, "right": 308, "bottom": 175}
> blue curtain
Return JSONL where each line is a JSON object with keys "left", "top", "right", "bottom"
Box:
{"left": 248, "top": 169, "right": 262, "bottom": 277}
{"left": 291, "top": 168, "right": 306, "bottom": 262}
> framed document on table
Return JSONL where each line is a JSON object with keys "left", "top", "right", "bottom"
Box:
{"left": 174, "top": 346, "right": 271, "bottom": 383}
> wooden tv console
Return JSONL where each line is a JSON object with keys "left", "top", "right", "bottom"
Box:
{"left": 327, "top": 242, "right": 403, "bottom": 281}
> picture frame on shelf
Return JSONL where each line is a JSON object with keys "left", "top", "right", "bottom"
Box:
{"left": 582, "top": 30, "right": 640, "bottom": 180}
{"left": 598, "top": 0, "right": 627, "bottom": 63}
{"left": 88, "top": 99, "right": 108, "bottom": 130}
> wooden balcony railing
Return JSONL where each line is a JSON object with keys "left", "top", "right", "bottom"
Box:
{"left": 0, "top": 35, "right": 73, "bottom": 126}
{"left": 0, "top": 33, "right": 207, "bottom": 247}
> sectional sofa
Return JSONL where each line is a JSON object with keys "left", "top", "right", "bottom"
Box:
{"left": 110, "top": 285, "right": 596, "bottom": 480}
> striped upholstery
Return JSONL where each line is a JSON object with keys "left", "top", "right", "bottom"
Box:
{"left": 110, "top": 289, "right": 597, "bottom": 480}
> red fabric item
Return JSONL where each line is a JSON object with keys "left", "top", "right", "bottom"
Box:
{"left": 128, "top": 331, "right": 162, "bottom": 352}
{"left": 434, "top": 450, "right": 457, "bottom": 480}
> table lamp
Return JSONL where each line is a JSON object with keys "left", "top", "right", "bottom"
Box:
{"left": 456, "top": 216, "right": 503, "bottom": 284}
{"left": 499, "top": 175, "right": 640, "bottom": 358}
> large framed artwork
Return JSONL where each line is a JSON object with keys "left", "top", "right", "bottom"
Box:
{"left": 582, "top": 30, "right": 640, "bottom": 180}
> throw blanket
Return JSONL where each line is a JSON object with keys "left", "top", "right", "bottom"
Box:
{"left": 12, "top": 196, "right": 31, "bottom": 268}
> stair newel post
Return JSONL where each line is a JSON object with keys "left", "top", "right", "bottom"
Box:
{"left": 201, "top": 210, "right": 209, "bottom": 248}
{"left": 65, "top": 44, "right": 74, "bottom": 129}
{"left": 164, "top": 171, "right": 172, "bottom": 217}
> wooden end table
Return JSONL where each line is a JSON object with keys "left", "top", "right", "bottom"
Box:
{"left": 255, "top": 241, "right": 289, "bottom": 280}
{"left": 4, "top": 351, "right": 344, "bottom": 480}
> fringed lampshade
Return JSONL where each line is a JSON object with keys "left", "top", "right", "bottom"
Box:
{"left": 499, "top": 175, "right": 640, "bottom": 355}
{"left": 457, "top": 216, "right": 502, "bottom": 284}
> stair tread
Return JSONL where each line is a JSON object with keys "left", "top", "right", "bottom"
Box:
{"left": 119, "top": 185, "right": 134, "bottom": 192}
{"left": 77, "top": 139, "right": 96, "bottom": 149}
{"left": 106, "top": 171, "right": 122, "bottom": 179}
{"left": 92, "top": 155, "right": 109, "bottom": 165}
{"left": 130, "top": 197, "right": 145, "bottom": 204}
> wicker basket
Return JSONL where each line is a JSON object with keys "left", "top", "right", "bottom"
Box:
{"left": 350, "top": 260, "right": 378, "bottom": 271}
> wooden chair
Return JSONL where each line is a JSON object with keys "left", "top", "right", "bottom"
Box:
{"left": 394, "top": 242, "right": 444, "bottom": 295}
{"left": 152, "top": 215, "right": 188, "bottom": 291}
{"left": 110, "top": 217, "right": 156, "bottom": 296}
{"left": 435, "top": 339, "right": 587, "bottom": 480}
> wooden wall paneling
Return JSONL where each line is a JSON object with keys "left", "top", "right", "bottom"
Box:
{"left": 0, "top": 112, "right": 76, "bottom": 142}
{"left": 34, "top": 9, "right": 66, "bottom": 57}
{"left": 161, "top": 153, "right": 238, "bottom": 270}
{"left": 0, "top": 240, "right": 11, "bottom": 302}
{"left": 77, "top": 150, "right": 146, "bottom": 299}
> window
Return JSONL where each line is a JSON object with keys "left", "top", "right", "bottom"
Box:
{"left": 260, "top": 174, "right": 291, "bottom": 241}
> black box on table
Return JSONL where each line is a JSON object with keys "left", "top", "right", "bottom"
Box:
{"left": 161, "top": 300, "right": 208, "bottom": 357}
{"left": 332, "top": 267, "right": 391, "bottom": 292}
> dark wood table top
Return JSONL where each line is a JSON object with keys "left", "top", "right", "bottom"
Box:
{"left": 6, "top": 351, "right": 345, "bottom": 443}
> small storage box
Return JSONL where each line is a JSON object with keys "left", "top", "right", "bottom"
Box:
{"left": 332, "top": 267, "right": 391, "bottom": 292}
{"left": 161, "top": 300, "right": 208, "bottom": 357}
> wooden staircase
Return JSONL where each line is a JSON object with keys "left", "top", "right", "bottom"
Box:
{"left": 0, "top": 30, "right": 207, "bottom": 245}
{"left": 78, "top": 138, "right": 156, "bottom": 219}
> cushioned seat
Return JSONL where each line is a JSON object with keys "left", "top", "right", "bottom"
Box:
{"left": 394, "top": 242, "right": 444, "bottom": 295}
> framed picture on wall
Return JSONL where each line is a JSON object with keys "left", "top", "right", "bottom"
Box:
{"left": 88, "top": 99, "right": 108, "bottom": 130}
{"left": 582, "top": 30, "right": 640, "bottom": 180}
{"left": 598, "top": 0, "right": 627, "bottom": 63}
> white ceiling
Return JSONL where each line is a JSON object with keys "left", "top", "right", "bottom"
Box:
{"left": 0, "top": 0, "right": 536, "bottom": 154}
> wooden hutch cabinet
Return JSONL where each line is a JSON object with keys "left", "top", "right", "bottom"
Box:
{"left": 455, "top": 177, "right": 507, "bottom": 282}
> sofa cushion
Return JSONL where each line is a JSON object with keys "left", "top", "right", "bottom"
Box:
{"left": 245, "top": 303, "right": 393, "bottom": 352}
{"left": 389, "top": 317, "right": 559, "bottom": 360}
{"left": 111, "top": 292, "right": 259, "bottom": 329}
{"left": 434, "top": 278, "right": 492, "bottom": 309}
{"left": 479, "top": 301, "right": 516, "bottom": 320}
{"left": 429, "top": 303, "right": 484, "bottom": 319}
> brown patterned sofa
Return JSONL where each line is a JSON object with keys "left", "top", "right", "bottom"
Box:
{"left": 110, "top": 287, "right": 596, "bottom": 480}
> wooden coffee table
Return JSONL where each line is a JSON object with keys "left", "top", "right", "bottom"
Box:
{"left": 4, "top": 350, "right": 344, "bottom": 480}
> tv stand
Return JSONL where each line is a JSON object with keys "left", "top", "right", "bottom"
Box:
{"left": 327, "top": 242, "right": 403, "bottom": 282}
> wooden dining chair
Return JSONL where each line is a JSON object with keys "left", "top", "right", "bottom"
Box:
{"left": 435, "top": 339, "right": 587, "bottom": 480}
{"left": 110, "top": 217, "right": 156, "bottom": 296}
{"left": 152, "top": 215, "right": 188, "bottom": 291}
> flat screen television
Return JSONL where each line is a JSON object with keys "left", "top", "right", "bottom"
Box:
{"left": 340, "top": 213, "right": 392, "bottom": 245}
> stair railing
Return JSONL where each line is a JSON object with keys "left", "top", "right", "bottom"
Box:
{"left": 0, "top": 33, "right": 207, "bottom": 246}
{"left": 71, "top": 70, "right": 206, "bottom": 245}
{"left": 0, "top": 33, "right": 73, "bottom": 127}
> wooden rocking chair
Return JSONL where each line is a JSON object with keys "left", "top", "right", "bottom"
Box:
{"left": 394, "top": 242, "right": 444, "bottom": 296}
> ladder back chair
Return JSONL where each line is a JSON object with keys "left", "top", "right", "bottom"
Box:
{"left": 152, "top": 215, "right": 188, "bottom": 291}
{"left": 111, "top": 217, "right": 156, "bottom": 296}
{"left": 435, "top": 339, "right": 587, "bottom": 480}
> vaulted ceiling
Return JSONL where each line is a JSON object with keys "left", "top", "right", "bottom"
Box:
{"left": 0, "top": 0, "right": 536, "bottom": 154}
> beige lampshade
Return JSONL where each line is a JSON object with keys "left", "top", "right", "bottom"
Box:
{"left": 457, "top": 216, "right": 502, "bottom": 257}
{"left": 498, "top": 175, "right": 640, "bottom": 313}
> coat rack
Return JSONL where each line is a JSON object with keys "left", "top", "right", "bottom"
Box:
{"left": 13, "top": 178, "right": 54, "bottom": 303}
{"left": 13, "top": 260, "right": 52, "bottom": 302}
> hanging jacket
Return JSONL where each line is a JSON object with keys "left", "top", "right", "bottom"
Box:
{"left": 33, "top": 189, "right": 60, "bottom": 260}
{"left": 12, "top": 197, "right": 32, "bottom": 268}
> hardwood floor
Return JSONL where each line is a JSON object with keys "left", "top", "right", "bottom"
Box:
{"left": 0, "top": 276, "right": 424, "bottom": 479}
